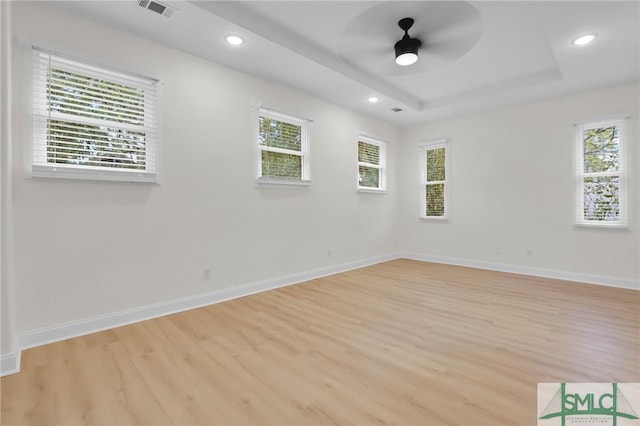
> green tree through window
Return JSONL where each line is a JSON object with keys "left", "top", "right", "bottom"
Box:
{"left": 578, "top": 120, "right": 625, "bottom": 225}
{"left": 257, "top": 108, "right": 308, "bottom": 182}
{"left": 46, "top": 69, "right": 147, "bottom": 169}
{"left": 32, "top": 48, "right": 159, "bottom": 182}
{"left": 422, "top": 144, "right": 447, "bottom": 218}
{"left": 357, "top": 137, "right": 385, "bottom": 190}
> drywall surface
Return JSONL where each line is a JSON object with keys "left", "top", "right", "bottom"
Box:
{"left": 400, "top": 83, "right": 639, "bottom": 283}
{"left": 10, "top": 2, "right": 399, "bottom": 332}
{"left": 1, "top": 0, "right": 15, "bottom": 358}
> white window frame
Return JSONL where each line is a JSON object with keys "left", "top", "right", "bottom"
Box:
{"left": 256, "top": 107, "right": 310, "bottom": 186}
{"left": 575, "top": 117, "right": 628, "bottom": 228}
{"left": 29, "top": 46, "right": 161, "bottom": 183}
{"left": 357, "top": 134, "right": 387, "bottom": 193}
{"left": 419, "top": 140, "right": 450, "bottom": 221}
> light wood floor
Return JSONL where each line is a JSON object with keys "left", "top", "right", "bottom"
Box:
{"left": 2, "top": 259, "right": 638, "bottom": 425}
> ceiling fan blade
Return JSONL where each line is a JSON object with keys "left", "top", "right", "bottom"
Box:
{"left": 421, "top": 33, "right": 481, "bottom": 61}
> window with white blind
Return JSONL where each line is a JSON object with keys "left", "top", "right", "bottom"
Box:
{"left": 575, "top": 118, "right": 628, "bottom": 227}
{"left": 257, "top": 107, "right": 310, "bottom": 185}
{"left": 31, "top": 47, "right": 160, "bottom": 182}
{"left": 357, "top": 135, "right": 386, "bottom": 192}
{"left": 420, "top": 140, "right": 449, "bottom": 220}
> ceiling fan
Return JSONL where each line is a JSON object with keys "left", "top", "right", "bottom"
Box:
{"left": 338, "top": 2, "right": 483, "bottom": 76}
{"left": 394, "top": 18, "right": 422, "bottom": 66}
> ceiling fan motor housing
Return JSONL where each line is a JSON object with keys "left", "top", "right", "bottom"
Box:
{"left": 394, "top": 35, "right": 422, "bottom": 57}
{"left": 394, "top": 17, "right": 422, "bottom": 64}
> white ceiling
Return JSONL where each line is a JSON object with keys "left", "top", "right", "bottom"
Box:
{"left": 50, "top": 1, "right": 640, "bottom": 127}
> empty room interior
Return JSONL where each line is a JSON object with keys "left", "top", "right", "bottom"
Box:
{"left": 1, "top": 1, "right": 639, "bottom": 425}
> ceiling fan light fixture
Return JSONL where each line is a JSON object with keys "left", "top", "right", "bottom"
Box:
{"left": 394, "top": 18, "right": 422, "bottom": 66}
{"left": 395, "top": 52, "right": 418, "bottom": 66}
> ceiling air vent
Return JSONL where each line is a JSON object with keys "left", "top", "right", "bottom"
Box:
{"left": 138, "top": 0, "right": 176, "bottom": 18}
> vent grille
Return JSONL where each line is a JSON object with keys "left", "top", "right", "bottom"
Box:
{"left": 138, "top": 0, "right": 175, "bottom": 17}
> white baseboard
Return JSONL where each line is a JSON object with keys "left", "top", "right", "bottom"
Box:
{"left": 1, "top": 349, "right": 21, "bottom": 376}
{"left": 2, "top": 252, "right": 401, "bottom": 377}
{"left": 401, "top": 251, "right": 640, "bottom": 290}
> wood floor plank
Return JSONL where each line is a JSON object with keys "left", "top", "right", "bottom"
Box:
{"left": 19, "top": 337, "right": 89, "bottom": 371}
{"left": 83, "top": 341, "right": 172, "bottom": 425}
{"left": 2, "top": 259, "right": 638, "bottom": 425}
{"left": 129, "top": 350, "right": 223, "bottom": 425}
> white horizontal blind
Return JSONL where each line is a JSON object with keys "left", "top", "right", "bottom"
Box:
{"left": 575, "top": 118, "right": 627, "bottom": 226}
{"left": 32, "top": 48, "right": 160, "bottom": 182}
{"left": 257, "top": 107, "right": 309, "bottom": 182}
{"left": 357, "top": 136, "right": 385, "bottom": 190}
{"left": 421, "top": 141, "right": 448, "bottom": 218}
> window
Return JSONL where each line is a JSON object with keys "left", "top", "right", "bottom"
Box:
{"left": 257, "top": 107, "right": 309, "bottom": 185}
{"left": 575, "top": 118, "right": 627, "bottom": 227}
{"left": 420, "top": 140, "right": 449, "bottom": 219}
{"left": 357, "top": 135, "right": 386, "bottom": 191}
{"left": 31, "top": 47, "right": 160, "bottom": 182}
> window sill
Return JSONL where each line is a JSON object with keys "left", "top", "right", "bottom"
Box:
{"left": 357, "top": 188, "right": 387, "bottom": 194}
{"left": 574, "top": 222, "right": 629, "bottom": 231}
{"left": 419, "top": 216, "right": 449, "bottom": 223}
{"left": 31, "top": 165, "right": 159, "bottom": 183}
{"left": 256, "top": 177, "right": 311, "bottom": 188}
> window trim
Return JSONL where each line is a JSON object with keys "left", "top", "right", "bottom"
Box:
{"left": 419, "top": 139, "right": 450, "bottom": 221}
{"left": 574, "top": 117, "right": 628, "bottom": 228}
{"left": 255, "top": 106, "right": 310, "bottom": 186}
{"left": 356, "top": 134, "right": 387, "bottom": 193}
{"left": 28, "top": 46, "right": 161, "bottom": 183}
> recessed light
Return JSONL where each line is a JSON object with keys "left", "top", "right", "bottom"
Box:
{"left": 573, "top": 34, "right": 596, "bottom": 46}
{"left": 225, "top": 35, "right": 244, "bottom": 46}
{"left": 368, "top": 96, "right": 380, "bottom": 103}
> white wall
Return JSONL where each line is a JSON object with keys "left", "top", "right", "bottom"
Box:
{"left": 400, "top": 83, "right": 639, "bottom": 283}
{"left": 1, "top": 0, "right": 16, "bottom": 364}
{"left": 10, "top": 2, "right": 399, "bottom": 334}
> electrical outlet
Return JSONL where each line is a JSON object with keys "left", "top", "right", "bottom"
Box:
{"left": 203, "top": 267, "right": 212, "bottom": 280}
{"left": 495, "top": 247, "right": 502, "bottom": 255}
{"left": 526, "top": 249, "right": 534, "bottom": 258}
{"left": 327, "top": 249, "right": 333, "bottom": 258}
